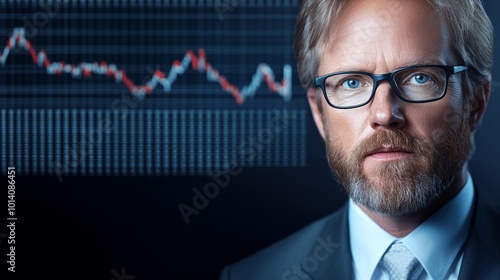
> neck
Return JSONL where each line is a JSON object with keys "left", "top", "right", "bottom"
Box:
{"left": 356, "top": 166, "right": 468, "bottom": 238}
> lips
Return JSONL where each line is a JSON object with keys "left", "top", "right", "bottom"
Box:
{"left": 364, "top": 145, "right": 413, "bottom": 158}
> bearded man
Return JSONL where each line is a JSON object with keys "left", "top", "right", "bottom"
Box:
{"left": 220, "top": 0, "right": 500, "bottom": 279}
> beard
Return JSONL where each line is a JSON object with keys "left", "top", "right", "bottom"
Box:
{"left": 325, "top": 119, "right": 472, "bottom": 216}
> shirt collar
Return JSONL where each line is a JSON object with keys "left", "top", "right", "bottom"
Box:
{"left": 403, "top": 173, "right": 474, "bottom": 280}
{"left": 348, "top": 173, "right": 474, "bottom": 280}
{"left": 349, "top": 197, "right": 395, "bottom": 280}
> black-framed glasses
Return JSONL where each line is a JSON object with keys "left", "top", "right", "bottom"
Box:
{"left": 314, "top": 65, "right": 468, "bottom": 109}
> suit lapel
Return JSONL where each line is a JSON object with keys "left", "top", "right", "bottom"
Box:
{"left": 304, "top": 203, "right": 354, "bottom": 280}
{"left": 458, "top": 184, "right": 500, "bottom": 279}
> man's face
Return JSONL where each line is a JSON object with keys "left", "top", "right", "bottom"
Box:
{"left": 310, "top": 0, "right": 474, "bottom": 215}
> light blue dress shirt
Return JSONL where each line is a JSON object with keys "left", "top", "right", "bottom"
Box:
{"left": 349, "top": 173, "right": 474, "bottom": 280}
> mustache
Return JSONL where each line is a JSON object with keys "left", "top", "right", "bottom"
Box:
{"left": 352, "top": 130, "right": 429, "bottom": 162}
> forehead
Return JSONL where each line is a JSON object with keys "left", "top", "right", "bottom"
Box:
{"left": 319, "top": 0, "right": 453, "bottom": 74}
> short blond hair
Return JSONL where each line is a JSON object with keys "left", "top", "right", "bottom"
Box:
{"left": 293, "top": 0, "right": 493, "bottom": 93}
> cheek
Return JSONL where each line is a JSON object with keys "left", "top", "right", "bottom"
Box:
{"left": 407, "top": 100, "right": 464, "bottom": 142}
{"left": 323, "top": 110, "right": 366, "bottom": 149}
{"left": 440, "top": 82, "right": 467, "bottom": 124}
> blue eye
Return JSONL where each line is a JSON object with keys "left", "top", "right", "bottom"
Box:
{"left": 342, "top": 79, "right": 361, "bottom": 89}
{"left": 410, "top": 74, "right": 430, "bottom": 84}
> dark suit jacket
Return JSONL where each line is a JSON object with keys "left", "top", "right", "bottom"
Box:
{"left": 220, "top": 188, "right": 500, "bottom": 280}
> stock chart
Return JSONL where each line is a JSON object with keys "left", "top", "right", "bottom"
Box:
{"left": 0, "top": 0, "right": 307, "bottom": 177}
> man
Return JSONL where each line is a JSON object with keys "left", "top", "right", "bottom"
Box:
{"left": 220, "top": 0, "right": 500, "bottom": 279}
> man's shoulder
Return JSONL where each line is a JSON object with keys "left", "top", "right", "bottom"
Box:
{"left": 472, "top": 186, "right": 500, "bottom": 259}
{"left": 220, "top": 203, "right": 350, "bottom": 280}
{"left": 460, "top": 187, "right": 500, "bottom": 279}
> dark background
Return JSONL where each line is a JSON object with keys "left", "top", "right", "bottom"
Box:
{"left": 2, "top": 0, "right": 500, "bottom": 279}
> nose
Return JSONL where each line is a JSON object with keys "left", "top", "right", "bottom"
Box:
{"left": 368, "top": 81, "right": 406, "bottom": 130}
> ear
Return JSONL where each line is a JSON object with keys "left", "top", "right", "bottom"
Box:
{"left": 468, "top": 80, "right": 490, "bottom": 132}
{"left": 307, "top": 88, "right": 326, "bottom": 139}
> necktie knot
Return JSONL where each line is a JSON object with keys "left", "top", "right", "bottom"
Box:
{"left": 380, "top": 241, "right": 424, "bottom": 280}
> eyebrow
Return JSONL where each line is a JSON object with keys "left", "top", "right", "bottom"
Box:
{"left": 320, "top": 58, "right": 449, "bottom": 76}
{"left": 395, "top": 59, "right": 446, "bottom": 69}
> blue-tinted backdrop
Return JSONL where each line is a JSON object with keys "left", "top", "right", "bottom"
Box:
{"left": 1, "top": 0, "right": 498, "bottom": 279}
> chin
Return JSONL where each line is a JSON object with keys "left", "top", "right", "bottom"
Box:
{"left": 348, "top": 173, "right": 446, "bottom": 216}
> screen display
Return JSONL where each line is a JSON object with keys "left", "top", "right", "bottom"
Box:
{"left": 1, "top": 0, "right": 306, "bottom": 179}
